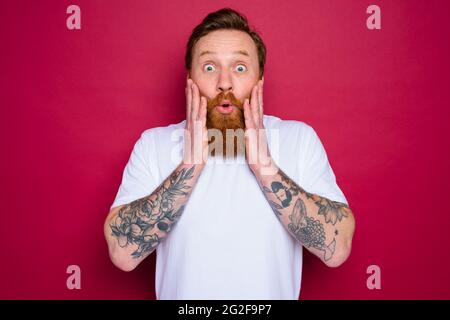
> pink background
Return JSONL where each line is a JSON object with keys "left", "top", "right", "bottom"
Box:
{"left": 1, "top": 0, "right": 449, "bottom": 299}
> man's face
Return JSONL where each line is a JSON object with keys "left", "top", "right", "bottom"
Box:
{"left": 189, "top": 29, "right": 261, "bottom": 133}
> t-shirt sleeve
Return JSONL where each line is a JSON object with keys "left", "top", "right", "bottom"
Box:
{"left": 301, "top": 125, "right": 348, "bottom": 205}
{"left": 110, "top": 131, "right": 160, "bottom": 211}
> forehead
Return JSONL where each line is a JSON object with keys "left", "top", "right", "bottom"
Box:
{"left": 193, "top": 29, "right": 258, "bottom": 59}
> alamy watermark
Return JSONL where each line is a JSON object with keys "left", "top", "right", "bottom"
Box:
{"left": 66, "top": 264, "right": 81, "bottom": 290}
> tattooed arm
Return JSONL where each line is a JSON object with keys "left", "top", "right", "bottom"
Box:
{"left": 104, "top": 163, "right": 204, "bottom": 271}
{"left": 242, "top": 79, "right": 355, "bottom": 267}
{"left": 254, "top": 165, "right": 355, "bottom": 267}
{"left": 104, "top": 78, "right": 209, "bottom": 272}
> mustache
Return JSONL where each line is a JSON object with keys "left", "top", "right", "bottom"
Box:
{"left": 206, "top": 92, "right": 245, "bottom": 111}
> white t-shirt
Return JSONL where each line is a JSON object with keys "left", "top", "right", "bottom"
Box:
{"left": 110, "top": 114, "right": 348, "bottom": 300}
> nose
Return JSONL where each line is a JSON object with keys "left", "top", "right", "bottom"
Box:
{"left": 217, "top": 71, "right": 233, "bottom": 93}
{"left": 218, "top": 84, "right": 232, "bottom": 92}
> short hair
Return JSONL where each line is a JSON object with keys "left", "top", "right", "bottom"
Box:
{"left": 185, "top": 8, "right": 266, "bottom": 79}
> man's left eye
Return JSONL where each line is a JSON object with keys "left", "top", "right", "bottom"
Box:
{"left": 235, "top": 64, "right": 247, "bottom": 72}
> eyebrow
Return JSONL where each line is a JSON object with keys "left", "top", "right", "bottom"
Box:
{"left": 199, "top": 50, "right": 250, "bottom": 57}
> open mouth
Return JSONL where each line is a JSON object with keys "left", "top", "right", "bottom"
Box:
{"left": 216, "top": 101, "right": 235, "bottom": 114}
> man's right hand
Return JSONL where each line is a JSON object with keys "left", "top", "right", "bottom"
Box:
{"left": 184, "top": 78, "right": 208, "bottom": 166}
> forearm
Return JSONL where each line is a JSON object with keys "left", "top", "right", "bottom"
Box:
{"left": 254, "top": 164, "right": 355, "bottom": 267}
{"left": 104, "top": 162, "right": 204, "bottom": 271}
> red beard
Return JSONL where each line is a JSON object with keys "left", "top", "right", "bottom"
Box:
{"left": 206, "top": 92, "right": 246, "bottom": 158}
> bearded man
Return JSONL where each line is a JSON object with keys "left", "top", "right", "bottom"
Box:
{"left": 104, "top": 8, "right": 355, "bottom": 300}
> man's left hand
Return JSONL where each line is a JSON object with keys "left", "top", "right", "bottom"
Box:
{"left": 243, "top": 79, "right": 278, "bottom": 177}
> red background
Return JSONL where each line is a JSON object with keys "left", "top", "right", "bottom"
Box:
{"left": 1, "top": 0, "right": 449, "bottom": 299}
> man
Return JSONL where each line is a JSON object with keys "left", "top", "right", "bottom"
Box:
{"left": 104, "top": 8, "right": 355, "bottom": 300}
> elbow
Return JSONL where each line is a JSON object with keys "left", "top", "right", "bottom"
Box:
{"left": 109, "top": 251, "right": 138, "bottom": 272}
{"left": 106, "top": 237, "right": 139, "bottom": 272}
{"left": 325, "top": 239, "right": 352, "bottom": 268}
{"left": 325, "top": 213, "right": 355, "bottom": 268}
{"left": 104, "top": 218, "right": 138, "bottom": 272}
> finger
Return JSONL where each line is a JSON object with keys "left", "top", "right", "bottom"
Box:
{"left": 191, "top": 82, "right": 200, "bottom": 121}
{"left": 199, "top": 97, "right": 208, "bottom": 160}
{"left": 258, "top": 80, "right": 264, "bottom": 123}
{"left": 186, "top": 79, "right": 192, "bottom": 125}
{"left": 244, "top": 98, "right": 258, "bottom": 164}
{"left": 250, "top": 85, "right": 259, "bottom": 126}
{"left": 199, "top": 96, "right": 207, "bottom": 126}
{"left": 243, "top": 98, "right": 253, "bottom": 128}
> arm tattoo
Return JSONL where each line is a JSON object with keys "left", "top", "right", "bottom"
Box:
{"left": 288, "top": 198, "right": 336, "bottom": 261}
{"left": 265, "top": 168, "right": 350, "bottom": 225}
{"left": 261, "top": 168, "right": 351, "bottom": 261}
{"left": 109, "top": 166, "right": 195, "bottom": 258}
{"left": 315, "top": 198, "right": 350, "bottom": 225}
{"left": 263, "top": 169, "right": 315, "bottom": 210}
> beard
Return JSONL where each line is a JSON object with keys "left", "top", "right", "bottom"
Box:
{"left": 206, "top": 91, "right": 246, "bottom": 158}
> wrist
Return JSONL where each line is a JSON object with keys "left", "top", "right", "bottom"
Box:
{"left": 250, "top": 160, "right": 279, "bottom": 180}
{"left": 179, "top": 160, "right": 206, "bottom": 172}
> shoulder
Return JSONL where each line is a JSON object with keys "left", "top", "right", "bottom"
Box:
{"left": 263, "top": 114, "right": 316, "bottom": 139}
{"left": 140, "top": 119, "right": 186, "bottom": 143}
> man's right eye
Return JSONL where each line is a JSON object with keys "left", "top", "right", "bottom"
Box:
{"left": 203, "top": 64, "right": 215, "bottom": 72}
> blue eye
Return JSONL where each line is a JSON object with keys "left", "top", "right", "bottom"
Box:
{"left": 204, "top": 64, "right": 215, "bottom": 72}
{"left": 236, "top": 64, "right": 247, "bottom": 72}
